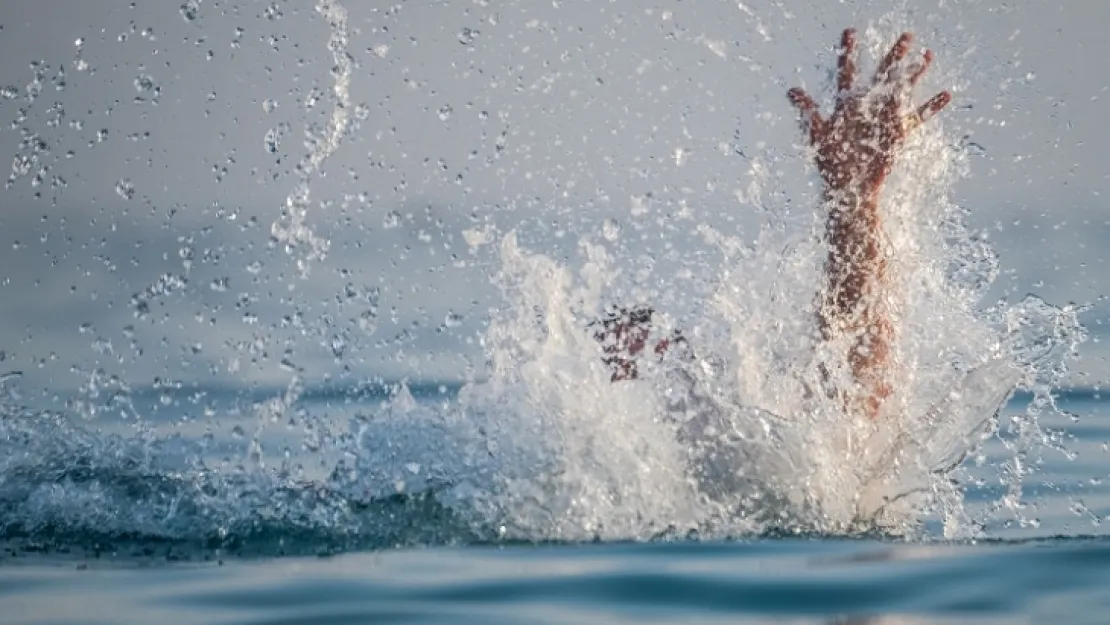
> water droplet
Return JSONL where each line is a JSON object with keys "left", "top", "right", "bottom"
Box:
{"left": 364, "top": 287, "right": 380, "bottom": 306}
{"left": 134, "top": 75, "right": 155, "bottom": 93}
{"left": 231, "top": 425, "right": 245, "bottom": 439}
{"left": 92, "top": 337, "right": 113, "bottom": 355}
{"left": 262, "top": 98, "right": 277, "bottom": 113}
{"left": 75, "top": 38, "right": 84, "bottom": 47}
{"left": 602, "top": 218, "right": 621, "bottom": 241}
{"left": 444, "top": 311, "right": 464, "bottom": 328}
{"left": 354, "top": 103, "right": 370, "bottom": 120}
{"left": 958, "top": 134, "right": 987, "bottom": 157}
{"left": 358, "top": 310, "right": 378, "bottom": 335}
{"left": 115, "top": 178, "right": 135, "bottom": 200}
{"left": 330, "top": 334, "right": 347, "bottom": 358}
{"left": 180, "top": 0, "right": 201, "bottom": 22}
{"left": 209, "top": 277, "right": 229, "bottom": 292}
{"left": 264, "top": 122, "right": 289, "bottom": 154}
{"left": 383, "top": 211, "right": 401, "bottom": 229}
{"left": 264, "top": 129, "right": 280, "bottom": 153}
{"left": 305, "top": 88, "right": 321, "bottom": 108}
{"left": 11, "top": 155, "right": 32, "bottom": 177}
{"left": 674, "top": 147, "right": 689, "bottom": 166}
{"left": 458, "top": 27, "right": 480, "bottom": 46}
{"left": 437, "top": 104, "right": 453, "bottom": 121}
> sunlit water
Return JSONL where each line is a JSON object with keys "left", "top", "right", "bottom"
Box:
{"left": 1, "top": 0, "right": 1106, "bottom": 623}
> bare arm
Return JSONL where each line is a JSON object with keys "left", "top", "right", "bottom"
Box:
{"left": 788, "top": 29, "right": 951, "bottom": 419}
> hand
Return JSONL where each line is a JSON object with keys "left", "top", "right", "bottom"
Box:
{"left": 787, "top": 29, "right": 951, "bottom": 197}
{"left": 592, "top": 307, "right": 686, "bottom": 382}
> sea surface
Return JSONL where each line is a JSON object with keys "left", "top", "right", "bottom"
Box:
{"left": 2, "top": 387, "right": 1109, "bottom": 625}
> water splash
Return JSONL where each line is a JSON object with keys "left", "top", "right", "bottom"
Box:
{"left": 269, "top": 0, "right": 352, "bottom": 279}
{"left": 250, "top": 1, "right": 356, "bottom": 484}
{"left": 0, "top": 12, "right": 1091, "bottom": 554}
{"left": 442, "top": 29, "right": 1088, "bottom": 540}
{"left": 456, "top": 234, "right": 709, "bottom": 540}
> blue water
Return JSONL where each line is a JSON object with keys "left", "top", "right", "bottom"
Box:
{"left": 5, "top": 539, "right": 1110, "bottom": 624}
{"left": 2, "top": 387, "right": 1108, "bottom": 624}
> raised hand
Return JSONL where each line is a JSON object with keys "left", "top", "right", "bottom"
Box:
{"left": 788, "top": 29, "right": 951, "bottom": 197}
{"left": 788, "top": 29, "right": 952, "bottom": 420}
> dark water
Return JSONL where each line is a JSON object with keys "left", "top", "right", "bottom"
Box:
{"left": 2, "top": 388, "right": 1109, "bottom": 624}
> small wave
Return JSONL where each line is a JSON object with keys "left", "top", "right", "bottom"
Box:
{"left": 0, "top": 395, "right": 877, "bottom": 563}
{"left": 0, "top": 404, "right": 485, "bottom": 560}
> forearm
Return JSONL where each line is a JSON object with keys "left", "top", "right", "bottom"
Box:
{"left": 822, "top": 187, "right": 888, "bottom": 323}
{"left": 820, "top": 186, "right": 894, "bottom": 418}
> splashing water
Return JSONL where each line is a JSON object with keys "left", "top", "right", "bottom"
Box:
{"left": 0, "top": 17, "right": 1090, "bottom": 553}
{"left": 442, "top": 29, "right": 1088, "bottom": 540}
{"left": 269, "top": 0, "right": 352, "bottom": 278}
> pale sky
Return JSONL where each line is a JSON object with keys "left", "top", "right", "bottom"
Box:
{"left": 0, "top": 0, "right": 1108, "bottom": 396}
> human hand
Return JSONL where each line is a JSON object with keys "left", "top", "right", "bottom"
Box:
{"left": 787, "top": 29, "right": 951, "bottom": 197}
{"left": 592, "top": 307, "right": 686, "bottom": 382}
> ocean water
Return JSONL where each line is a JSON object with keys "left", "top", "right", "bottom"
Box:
{"left": 2, "top": 388, "right": 1109, "bottom": 624}
{"left": 5, "top": 537, "right": 1110, "bottom": 625}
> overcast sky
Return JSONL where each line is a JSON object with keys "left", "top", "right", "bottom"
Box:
{"left": 0, "top": 0, "right": 1108, "bottom": 396}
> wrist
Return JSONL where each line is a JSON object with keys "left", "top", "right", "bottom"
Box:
{"left": 823, "top": 180, "right": 881, "bottom": 207}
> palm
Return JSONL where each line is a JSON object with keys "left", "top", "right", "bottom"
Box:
{"left": 789, "top": 30, "right": 951, "bottom": 194}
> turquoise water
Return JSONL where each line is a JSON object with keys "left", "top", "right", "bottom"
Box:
{"left": 2, "top": 390, "right": 1108, "bottom": 624}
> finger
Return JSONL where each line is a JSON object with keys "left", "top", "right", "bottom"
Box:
{"left": 787, "top": 87, "right": 825, "bottom": 142}
{"left": 874, "top": 32, "right": 913, "bottom": 84}
{"left": 907, "top": 49, "right": 933, "bottom": 87}
{"left": 837, "top": 28, "right": 858, "bottom": 93}
{"left": 904, "top": 90, "right": 952, "bottom": 133}
{"left": 917, "top": 90, "right": 951, "bottom": 122}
